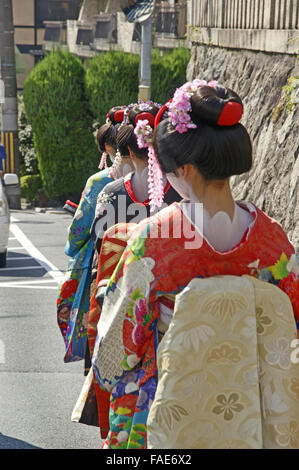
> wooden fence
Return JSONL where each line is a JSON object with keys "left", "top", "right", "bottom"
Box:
{"left": 190, "top": 0, "right": 299, "bottom": 29}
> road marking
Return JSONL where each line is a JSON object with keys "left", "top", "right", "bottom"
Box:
{"left": 0, "top": 278, "right": 59, "bottom": 290}
{"left": 6, "top": 221, "right": 65, "bottom": 285}
{"left": 0, "top": 278, "right": 57, "bottom": 285}
{"left": 1, "top": 285, "right": 58, "bottom": 290}
{"left": 8, "top": 237, "right": 17, "bottom": 240}
{"left": 7, "top": 247, "right": 27, "bottom": 251}
{"left": 0, "top": 265, "right": 46, "bottom": 272}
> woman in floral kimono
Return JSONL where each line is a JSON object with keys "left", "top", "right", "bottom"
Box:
{"left": 57, "top": 106, "right": 133, "bottom": 364}
{"left": 71, "top": 102, "right": 181, "bottom": 432}
{"left": 91, "top": 80, "right": 299, "bottom": 449}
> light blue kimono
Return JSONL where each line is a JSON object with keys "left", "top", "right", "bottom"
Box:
{"left": 60, "top": 168, "right": 113, "bottom": 362}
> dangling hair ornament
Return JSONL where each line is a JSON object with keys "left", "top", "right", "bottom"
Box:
{"left": 98, "top": 151, "right": 108, "bottom": 170}
{"left": 109, "top": 150, "right": 122, "bottom": 179}
{"left": 148, "top": 146, "right": 164, "bottom": 212}
{"left": 134, "top": 119, "right": 164, "bottom": 213}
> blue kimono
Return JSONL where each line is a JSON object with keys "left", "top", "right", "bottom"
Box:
{"left": 57, "top": 168, "right": 113, "bottom": 362}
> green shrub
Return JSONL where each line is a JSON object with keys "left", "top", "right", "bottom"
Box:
{"left": 86, "top": 51, "right": 139, "bottom": 123}
{"left": 20, "top": 174, "right": 42, "bottom": 203}
{"left": 86, "top": 48, "right": 190, "bottom": 122}
{"left": 151, "top": 48, "right": 190, "bottom": 104}
{"left": 23, "top": 48, "right": 98, "bottom": 198}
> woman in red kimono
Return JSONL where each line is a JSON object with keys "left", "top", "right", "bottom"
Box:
{"left": 91, "top": 80, "right": 299, "bottom": 449}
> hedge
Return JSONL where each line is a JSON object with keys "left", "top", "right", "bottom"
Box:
{"left": 23, "top": 48, "right": 98, "bottom": 198}
{"left": 86, "top": 51, "right": 140, "bottom": 124}
{"left": 151, "top": 48, "right": 191, "bottom": 104}
{"left": 86, "top": 48, "right": 190, "bottom": 122}
{"left": 20, "top": 174, "right": 42, "bottom": 203}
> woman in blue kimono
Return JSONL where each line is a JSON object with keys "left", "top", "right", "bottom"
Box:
{"left": 57, "top": 106, "right": 134, "bottom": 365}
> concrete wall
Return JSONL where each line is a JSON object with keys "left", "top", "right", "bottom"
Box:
{"left": 189, "top": 0, "right": 299, "bottom": 54}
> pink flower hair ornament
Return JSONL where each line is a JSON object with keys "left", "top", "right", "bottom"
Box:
{"left": 167, "top": 79, "right": 218, "bottom": 134}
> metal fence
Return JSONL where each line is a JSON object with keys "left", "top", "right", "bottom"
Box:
{"left": 190, "top": 0, "right": 299, "bottom": 29}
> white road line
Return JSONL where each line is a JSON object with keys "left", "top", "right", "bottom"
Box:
{"left": 0, "top": 279, "right": 57, "bottom": 285}
{"left": 0, "top": 265, "right": 46, "bottom": 272}
{"left": 8, "top": 237, "right": 17, "bottom": 240}
{"left": 7, "top": 247, "right": 27, "bottom": 251}
{"left": 8, "top": 222, "right": 65, "bottom": 285}
{"left": 1, "top": 285, "right": 58, "bottom": 290}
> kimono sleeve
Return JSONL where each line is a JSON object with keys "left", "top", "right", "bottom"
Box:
{"left": 65, "top": 189, "right": 92, "bottom": 258}
{"left": 268, "top": 253, "right": 299, "bottom": 329}
{"left": 92, "top": 227, "right": 159, "bottom": 392}
{"left": 65, "top": 171, "right": 112, "bottom": 258}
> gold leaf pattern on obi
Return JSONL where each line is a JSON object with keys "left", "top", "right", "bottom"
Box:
{"left": 202, "top": 292, "right": 247, "bottom": 322}
{"left": 212, "top": 392, "right": 244, "bottom": 421}
{"left": 155, "top": 402, "right": 189, "bottom": 432}
{"left": 275, "top": 421, "right": 299, "bottom": 448}
{"left": 172, "top": 325, "right": 215, "bottom": 351}
{"left": 207, "top": 343, "right": 241, "bottom": 364}
{"left": 256, "top": 307, "right": 272, "bottom": 334}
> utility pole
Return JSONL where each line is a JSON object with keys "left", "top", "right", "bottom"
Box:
{"left": 139, "top": 15, "right": 153, "bottom": 101}
{"left": 120, "top": 1, "right": 155, "bottom": 102}
{"left": 0, "top": 0, "right": 21, "bottom": 209}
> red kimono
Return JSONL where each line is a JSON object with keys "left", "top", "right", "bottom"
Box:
{"left": 92, "top": 201, "right": 298, "bottom": 448}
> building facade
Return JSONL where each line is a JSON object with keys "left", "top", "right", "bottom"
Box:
{"left": 13, "top": 0, "right": 81, "bottom": 89}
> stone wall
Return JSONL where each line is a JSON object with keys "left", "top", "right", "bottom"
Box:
{"left": 187, "top": 45, "right": 299, "bottom": 251}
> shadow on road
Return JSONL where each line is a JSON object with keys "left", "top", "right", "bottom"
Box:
{"left": 0, "top": 432, "right": 40, "bottom": 449}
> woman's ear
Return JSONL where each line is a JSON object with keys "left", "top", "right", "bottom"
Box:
{"left": 128, "top": 146, "right": 135, "bottom": 161}
{"left": 178, "top": 163, "right": 195, "bottom": 179}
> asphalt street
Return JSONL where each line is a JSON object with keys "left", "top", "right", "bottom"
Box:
{"left": 0, "top": 209, "right": 102, "bottom": 449}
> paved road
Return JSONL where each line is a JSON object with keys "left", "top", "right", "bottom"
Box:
{"left": 0, "top": 209, "right": 101, "bottom": 449}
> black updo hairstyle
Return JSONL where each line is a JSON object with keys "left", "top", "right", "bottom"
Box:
{"left": 107, "top": 106, "right": 126, "bottom": 125}
{"left": 96, "top": 122, "right": 119, "bottom": 153}
{"left": 153, "top": 84, "right": 252, "bottom": 180}
{"left": 116, "top": 102, "right": 160, "bottom": 159}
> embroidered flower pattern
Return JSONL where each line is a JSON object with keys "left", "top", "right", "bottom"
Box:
{"left": 256, "top": 306, "right": 272, "bottom": 334}
{"left": 275, "top": 421, "right": 299, "bottom": 448}
{"left": 96, "top": 191, "right": 116, "bottom": 216}
{"left": 212, "top": 392, "right": 244, "bottom": 421}
{"left": 264, "top": 337, "right": 291, "bottom": 369}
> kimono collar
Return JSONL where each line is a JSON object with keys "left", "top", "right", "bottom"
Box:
{"left": 124, "top": 172, "right": 170, "bottom": 206}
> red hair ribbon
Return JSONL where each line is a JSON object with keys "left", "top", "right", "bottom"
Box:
{"left": 135, "top": 112, "right": 155, "bottom": 127}
{"left": 218, "top": 101, "right": 243, "bottom": 126}
{"left": 154, "top": 103, "right": 168, "bottom": 128}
